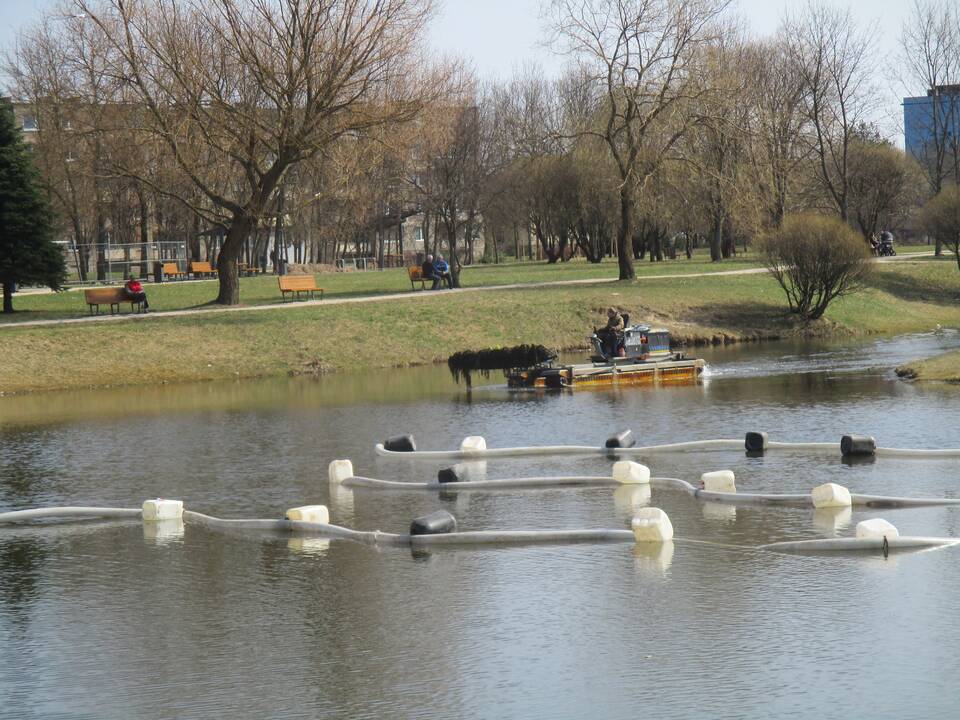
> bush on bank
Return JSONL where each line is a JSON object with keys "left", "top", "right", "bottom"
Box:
{"left": 760, "top": 214, "right": 873, "bottom": 320}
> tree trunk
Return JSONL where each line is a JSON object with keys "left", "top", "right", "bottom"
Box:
{"left": 617, "top": 188, "right": 636, "bottom": 280}
{"left": 710, "top": 215, "right": 723, "bottom": 262}
{"left": 216, "top": 214, "right": 255, "bottom": 305}
{"left": 138, "top": 189, "right": 151, "bottom": 278}
{"left": 2, "top": 282, "right": 13, "bottom": 313}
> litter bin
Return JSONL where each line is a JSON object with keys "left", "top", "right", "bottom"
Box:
{"left": 153, "top": 261, "right": 164, "bottom": 284}
{"left": 275, "top": 258, "right": 287, "bottom": 276}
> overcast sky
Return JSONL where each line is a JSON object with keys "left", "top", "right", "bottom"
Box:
{"left": 0, "top": 0, "right": 916, "bottom": 140}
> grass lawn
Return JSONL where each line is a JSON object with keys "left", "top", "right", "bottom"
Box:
{"left": 896, "top": 350, "right": 960, "bottom": 382}
{"left": 0, "top": 253, "right": 766, "bottom": 323}
{"left": 0, "top": 255, "right": 957, "bottom": 393}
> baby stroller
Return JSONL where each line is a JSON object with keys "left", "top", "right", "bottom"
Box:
{"left": 876, "top": 231, "right": 896, "bottom": 257}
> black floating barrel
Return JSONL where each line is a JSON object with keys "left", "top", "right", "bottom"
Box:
{"left": 841, "top": 434, "right": 876, "bottom": 456}
{"left": 410, "top": 510, "right": 458, "bottom": 536}
{"left": 606, "top": 429, "right": 636, "bottom": 449}
{"left": 437, "top": 467, "right": 462, "bottom": 484}
{"left": 384, "top": 434, "right": 416, "bottom": 452}
{"left": 745, "top": 432, "right": 769, "bottom": 452}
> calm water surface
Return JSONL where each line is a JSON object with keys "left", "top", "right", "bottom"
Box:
{"left": 2, "top": 331, "right": 960, "bottom": 719}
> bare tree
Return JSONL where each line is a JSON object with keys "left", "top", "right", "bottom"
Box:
{"left": 784, "top": 2, "right": 875, "bottom": 223}
{"left": 743, "top": 39, "right": 810, "bottom": 229}
{"left": 76, "top": 0, "right": 441, "bottom": 304}
{"left": 548, "top": 0, "right": 731, "bottom": 280}
{"left": 847, "top": 130, "right": 921, "bottom": 244}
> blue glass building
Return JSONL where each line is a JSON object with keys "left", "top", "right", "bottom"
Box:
{"left": 903, "top": 86, "right": 960, "bottom": 165}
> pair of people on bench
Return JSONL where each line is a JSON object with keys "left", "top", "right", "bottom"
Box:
{"left": 421, "top": 254, "right": 452, "bottom": 290}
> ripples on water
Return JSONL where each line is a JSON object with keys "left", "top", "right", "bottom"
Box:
{"left": 2, "top": 333, "right": 960, "bottom": 719}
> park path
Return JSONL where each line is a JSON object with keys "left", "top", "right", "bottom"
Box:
{"left": 0, "top": 253, "right": 933, "bottom": 331}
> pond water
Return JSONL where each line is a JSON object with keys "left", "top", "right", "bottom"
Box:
{"left": 2, "top": 331, "right": 960, "bottom": 719}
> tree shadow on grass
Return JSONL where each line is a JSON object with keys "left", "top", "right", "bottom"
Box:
{"left": 682, "top": 300, "right": 807, "bottom": 338}
{"left": 872, "top": 267, "right": 960, "bottom": 306}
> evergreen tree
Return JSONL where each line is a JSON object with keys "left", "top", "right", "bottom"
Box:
{"left": 0, "top": 102, "right": 66, "bottom": 313}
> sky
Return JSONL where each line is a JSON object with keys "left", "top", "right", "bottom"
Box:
{"left": 0, "top": 0, "right": 917, "bottom": 139}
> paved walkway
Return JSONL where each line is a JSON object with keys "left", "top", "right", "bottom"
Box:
{"left": 0, "top": 253, "right": 933, "bottom": 331}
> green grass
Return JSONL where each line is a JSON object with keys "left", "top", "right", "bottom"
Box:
{"left": 896, "top": 349, "right": 960, "bottom": 382}
{"left": 1, "top": 253, "right": 765, "bottom": 323}
{"left": 0, "top": 255, "right": 957, "bottom": 393}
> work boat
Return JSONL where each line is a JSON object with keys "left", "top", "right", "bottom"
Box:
{"left": 506, "top": 322, "right": 705, "bottom": 389}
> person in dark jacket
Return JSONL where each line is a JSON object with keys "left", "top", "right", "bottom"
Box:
{"left": 421, "top": 254, "right": 441, "bottom": 290}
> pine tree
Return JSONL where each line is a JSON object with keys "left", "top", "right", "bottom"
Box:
{"left": 0, "top": 102, "right": 66, "bottom": 313}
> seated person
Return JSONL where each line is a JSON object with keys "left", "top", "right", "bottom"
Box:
{"left": 434, "top": 254, "right": 453, "bottom": 288}
{"left": 123, "top": 276, "right": 149, "bottom": 311}
{"left": 597, "top": 307, "right": 624, "bottom": 358}
{"left": 421, "top": 254, "right": 441, "bottom": 290}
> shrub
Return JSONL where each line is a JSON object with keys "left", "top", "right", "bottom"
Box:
{"left": 760, "top": 213, "right": 872, "bottom": 320}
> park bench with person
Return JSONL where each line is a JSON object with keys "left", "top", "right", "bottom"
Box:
{"left": 84, "top": 287, "right": 146, "bottom": 315}
{"left": 278, "top": 275, "right": 324, "bottom": 301}
{"left": 190, "top": 261, "right": 217, "bottom": 278}
{"left": 407, "top": 266, "right": 429, "bottom": 290}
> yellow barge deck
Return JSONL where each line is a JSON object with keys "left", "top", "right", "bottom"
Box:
{"left": 509, "top": 358, "right": 705, "bottom": 389}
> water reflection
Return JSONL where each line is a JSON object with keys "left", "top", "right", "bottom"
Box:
{"left": 2, "top": 335, "right": 960, "bottom": 719}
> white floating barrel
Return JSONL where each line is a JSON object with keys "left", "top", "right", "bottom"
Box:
{"left": 631, "top": 507, "right": 674, "bottom": 543}
{"left": 460, "top": 436, "right": 487, "bottom": 453}
{"left": 285, "top": 505, "right": 330, "bottom": 525}
{"left": 612, "top": 461, "right": 650, "bottom": 485}
{"left": 328, "top": 459, "right": 354, "bottom": 484}
{"left": 701, "top": 470, "right": 736, "bottom": 493}
{"left": 811, "top": 483, "right": 852, "bottom": 509}
{"left": 856, "top": 518, "right": 899, "bottom": 540}
{"left": 142, "top": 499, "right": 184, "bottom": 522}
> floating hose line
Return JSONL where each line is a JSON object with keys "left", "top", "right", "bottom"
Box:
{"left": 1, "top": 503, "right": 958, "bottom": 555}
{"left": 332, "top": 466, "right": 960, "bottom": 510}
{"left": 758, "top": 536, "right": 960, "bottom": 553}
{"left": 376, "top": 432, "right": 960, "bottom": 461}
{"left": 0, "top": 507, "right": 143, "bottom": 523}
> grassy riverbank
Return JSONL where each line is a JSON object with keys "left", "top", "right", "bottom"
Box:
{"left": 896, "top": 349, "right": 960, "bottom": 383}
{"left": 0, "top": 257, "right": 956, "bottom": 393}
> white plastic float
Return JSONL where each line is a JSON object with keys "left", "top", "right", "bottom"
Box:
{"left": 631, "top": 508, "right": 674, "bottom": 543}
{"left": 701, "top": 470, "right": 736, "bottom": 493}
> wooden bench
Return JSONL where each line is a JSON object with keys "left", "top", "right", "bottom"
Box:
{"left": 238, "top": 263, "right": 262, "bottom": 276}
{"left": 278, "top": 275, "right": 323, "bottom": 302}
{"left": 408, "top": 266, "right": 428, "bottom": 290}
{"left": 162, "top": 262, "right": 187, "bottom": 280}
{"left": 190, "top": 261, "right": 217, "bottom": 278}
{"left": 84, "top": 287, "right": 145, "bottom": 315}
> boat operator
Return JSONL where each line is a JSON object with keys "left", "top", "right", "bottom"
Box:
{"left": 598, "top": 307, "right": 624, "bottom": 358}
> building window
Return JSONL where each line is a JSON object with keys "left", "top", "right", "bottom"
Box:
{"left": 21, "top": 115, "right": 38, "bottom": 132}
{"left": 414, "top": 226, "right": 424, "bottom": 242}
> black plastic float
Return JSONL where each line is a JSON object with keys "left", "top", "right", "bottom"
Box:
{"left": 410, "top": 510, "right": 458, "bottom": 536}
{"left": 745, "top": 432, "right": 769, "bottom": 453}
{"left": 606, "top": 430, "right": 636, "bottom": 449}
{"left": 841, "top": 435, "right": 876, "bottom": 456}
{"left": 383, "top": 435, "right": 416, "bottom": 453}
{"left": 437, "top": 467, "right": 461, "bottom": 484}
